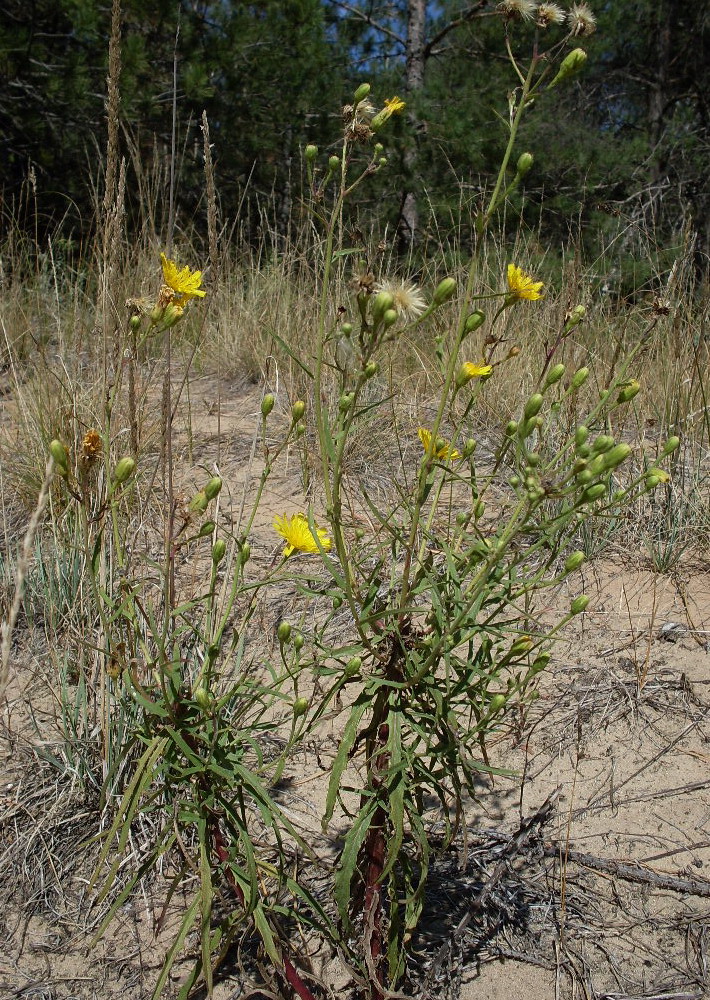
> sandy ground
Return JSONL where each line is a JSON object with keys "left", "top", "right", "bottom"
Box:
{"left": 1, "top": 376, "right": 709, "bottom": 999}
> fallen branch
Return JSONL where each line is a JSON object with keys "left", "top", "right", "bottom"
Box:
{"left": 548, "top": 846, "right": 710, "bottom": 898}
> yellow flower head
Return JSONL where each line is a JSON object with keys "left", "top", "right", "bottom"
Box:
{"left": 418, "top": 427, "right": 461, "bottom": 462}
{"left": 371, "top": 96, "right": 406, "bottom": 131}
{"left": 456, "top": 361, "right": 493, "bottom": 388}
{"left": 274, "top": 513, "right": 332, "bottom": 558}
{"left": 506, "top": 263, "right": 544, "bottom": 302}
{"left": 160, "top": 253, "right": 206, "bottom": 308}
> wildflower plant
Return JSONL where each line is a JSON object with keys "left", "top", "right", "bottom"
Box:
{"left": 276, "top": 22, "right": 675, "bottom": 998}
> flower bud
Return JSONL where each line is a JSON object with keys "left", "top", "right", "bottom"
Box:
{"left": 130, "top": 314, "right": 142, "bottom": 332}
{"left": 505, "top": 421, "right": 518, "bottom": 437}
{"left": 488, "top": 694, "right": 507, "bottom": 715}
{"left": 662, "top": 436, "right": 680, "bottom": 456}
{"left": 261, "top": 394, "right": 275, "bottom": 418}
{"left": 473, "top": 499, "right": 485, "bottom": 519}
{"left": 293, "top": 633, "right": 305, "bottom": 652}
{"left": 363, "top": 361, "right": 378, "bottom": 379}
{"left": 328, "top": 155, "right": 340, "bottom": 172}
{"left": 544, "top": 363, "right": 565, "bottom": 387}
{"left": 516, "top": 152, "right": 533, "bottom": 177}
{"left": 564, "top": 551, "right": 585, "bottom": 573}
{"left": 463, "top": 438, "right": 477, "bottom": 458}
{"left": 193, "top": 686, "right": 212, "bottom": 710}
{"left": 592, "top": 435, "right": 614, "bottom": 454}
{"left": 617, "top": 379, "right": 640, "bottom": 404}
{"left": 564, "top": 304, "right": 586, "bottom": 331}
{"left": 163, "top": 304, "right": 184, "bottom": 327}
{"left": 601, "top": 443, "right": 631, "bottom": 470}
{"left": 296, "top": 422, "right": 306, "bottom": 438}
{"left": 353, "top": 83, "right": 371, "bottom": 102}
{"left": 464, "top": 310, "right": 486, "bottom": 335}
{"left": 204, "top": 476, "right": 223, "bottom": 501}
{"left": 277, "top": 621, "right": 292, "bottom": 644}
{"left": 345, "top": 656, "right": 362, "bottom": 677}
{"left": 371, "top": 290, "right": 395, "bottom": 324}
{"left": 571, "top": 594, "right": 590, "bottom": 615}
{"left": 523, "top": 393, "right": 544, "bottom": 420}
{"left": 212, "top": 539, "right": 226, "bottom": 564}
{"left": 113, "top": 456, "right": 136, "bottom": 485}
{"left": 580, "top": 483, "right": 607, "bottom": 503}
{"left": 189, "top": 490, "right": 209, "bottom": 513}
{"left": 383, "top": 308, "right": 398, "bottom": 328}
{"left": 198, "top": 520, "right": 216, "bottom": 538}
{"left": 293, "top": 697, "right": 309, "bottom": 719}
{"left": 571, "top": 367, "right": 589, "bottom": 389}
{"left": 574, "top": 424, "right": 589, "bottom": 448}
{"left": 432, "top": 277, "right": 457, "bottom": 305}
{"left": 49, "top": 439, "right": 69, "bottom": 474}
{"left": 292, "top": 400, "right": 306, "bottom": 422}
{"left": 530, "top": 653, "right": 550, "bottom": 673}
{"left": 339, "top": 392, "right": 354, "bottom": 413}
{"left": 645, "top": 468, "right": 670, "bottom": 487}
{"left": 549, "top": 47, "right": 588, "bottom": 89}
{"left": 305, "top": 144, "right": 318, "bottom": 162}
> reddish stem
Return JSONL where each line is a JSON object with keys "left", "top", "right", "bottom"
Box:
{"left": 360, "top": 720, "right": 390, "bottom": 1000}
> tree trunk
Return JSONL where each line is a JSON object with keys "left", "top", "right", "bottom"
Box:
{"left": 398, "top": 0, "right": 426, "bottom": 252}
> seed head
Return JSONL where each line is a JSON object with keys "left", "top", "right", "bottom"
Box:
{"left": 568, "top": 3, "right": 596, "bottom": 36}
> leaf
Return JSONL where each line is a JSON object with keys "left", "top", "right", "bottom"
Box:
{"left": 323, "top": 696, "right": 370, "bottom": 829}
{"left": 151, "top": 894, "right": 201, "bottom": 1000}
{"left": 268, "top": 329, "right": 314, "bottom": 378}
{"left": 333, "top": 799, "right": 377, "bottom": 929}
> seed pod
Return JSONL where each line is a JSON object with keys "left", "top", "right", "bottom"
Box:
{"left": 617, "top": 379, "right": 640, "bottom": 404}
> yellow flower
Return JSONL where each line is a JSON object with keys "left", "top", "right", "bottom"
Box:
{"left": 160, "top": 253, "right": 206, "bottom": 307}
{"left": 274, "top": 513, "right": 332, "bottom": 558}
{"left": 506, "top": 263, "right": 544, "bottom": 302}
{"left": 418, "top": 427, "right": 461, "bottom": 462}
{"left": 456, "top": 361, "right": 493, "bottom": 388}
{"left": 371, "top": 96, "right": 406, "bottom": 131}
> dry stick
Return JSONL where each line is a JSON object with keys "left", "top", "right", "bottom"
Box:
{"left": 201, "top": 110, "right": 221, "bottom": 466}
{"left": 0, "top": 459, "right": 54, "bottom": 702}
{"left": 544, "top": 846, "right": 710, "bottom": 899}
{"left": 420, "top": 792, "right": 558, "bottom": 998}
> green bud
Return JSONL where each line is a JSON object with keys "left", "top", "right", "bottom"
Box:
{"left": 464, "top": 310, "right": 486, "bottom": 335}
{"left": 645, "top": 474, "right": 660, "bottom": 489}
{"left": 576, "top": 469, "right": 593, "bottom": 485}
{"left": 527, "top": 453, "right": 540, "bottom": 467}
{"left": 580, "top": 483, "right": 607, "bottom": 503}
{"left": 130, "top": 314, "right": 142, "bottom": 332}
{"left": 373, "top": 143, "right": 384, "bottom": 157}
{"left": 456, "top": 511, "right": 470, "bottom": 526}
{"left": 488, "top": 694, "right": 507, "bottom": 715}
{"left": 198, "top": 520, "right": 216, "bottom": 538}
{"left": 332, "top": 595, "right": 343, "bottom": 609}
{"left": 601, "top": 443, "right": 631, "bottom": 470}
{"left": 523, "top": 393, "right": 544, "bottom": 420}
{"left": 353, "top": 83, "right": 371, "bottom": 103}
{"left": 463, "top": 438, "right": 476, "bottom": 458}
{"left": 378, "top": 157, "right": 387, "bottom": 167}
{"left": 305, "top": 144, "right": 318, "bottom": 162}
{"left": 189, "top": 490, "right": 209, "bottom": 513}
{"left": 296, "top": 422, "right": 306, "bottom": 438}
{"left": 293, "top": 633, "right": 305, "bottom": 652}
{"left": 363, "top": 361, "right": 378, "bottom": 379}
{"left": 261, "top": 394, "right": 275, "bottom": 418}
{"left": 570, "top": 594, "right": 590, "bottom": 615}
{"left": 549, "top": 47, "right": 588, "bottom": 89}
{"left": 474, "top": 499, "right": 485, "bottom": 519}
{"left": 577, "top": 444, "right": 591, "bottom": 458}
{"left": 564, "top": 304, "right": 586, "bottom": 331}
{"left": 510, "top": 475, "right": 521, "bottom": 488}
{"left": 277, "top": 621, "right": 292, "bottom": 644}
{"left": 505, "top": 421, "right": 518, "bottom": 437}
{"left": 575, "top": 425, "right": 589, "bottom": 448}
{"left": 339, "top": 392, "right": 354, "bottom": 412}
{"left": 662, "top": 436, "right": 680, "bottom": 456}
{"left": 240, "top": 541, "right": 251, "bottom": 564}
{"left": 204, "top": 476, "right": 223, "bottom": 500}
{"left": 193, "top": 686, "right": 212, "bottom": 710}
{"left": 291, "top": 400, "right": 306, "bottom": 422}
{"left": 516, "top": 152, "right": 533, "bottom": 177}
{"left": 371, "top": 290, "right": 395, "bottom": 324}
{"left": 564, "top": 551, "right": 585, "bottom": 573}
{"left": 49, "top": 439, "right": 69, "bottom": 473}
{"left": 328, "top": 155, "right": 340, "bottom": 171}
{"left": 432, "top": 277, "right": 457, "bottom": 306}
{"left": 383, "top": 308, "right": 398, "bottom": 328}
{"left": 341, "top": 322, "right": 353, "bottom": 337}
{"left": 355, "top": 527, "right": 365, "bottom": 540}
{"left": 592, "top": 435, "right": 614, "bottom": 454}
{"left": 345, "top": 656, "right": 362, "bottom": 677}
{"left": 163, "top": 304, "right": 185, "bottom": 327}
{"left": 645, "top": 468, "right": 670, "bottom": 488}
{"left": 530, "top": 653, "right": 550, "bottom": 673}
{"left": 571, "top": 367, "right": 589, "bottom": 389}
{"left": 617, "top": 379, "right": 640, "bottom": 404}
{"left": 544, "top": 363, "right": 565, "bottom": 387}
{"left": 212, "top": 539, "right": 226, "bottom": 564}
{"left": 293, "top": 697, "right": 309, "bottom": 719}
{"left": 113, "top": 456, "right": 136, "bottom": 485}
